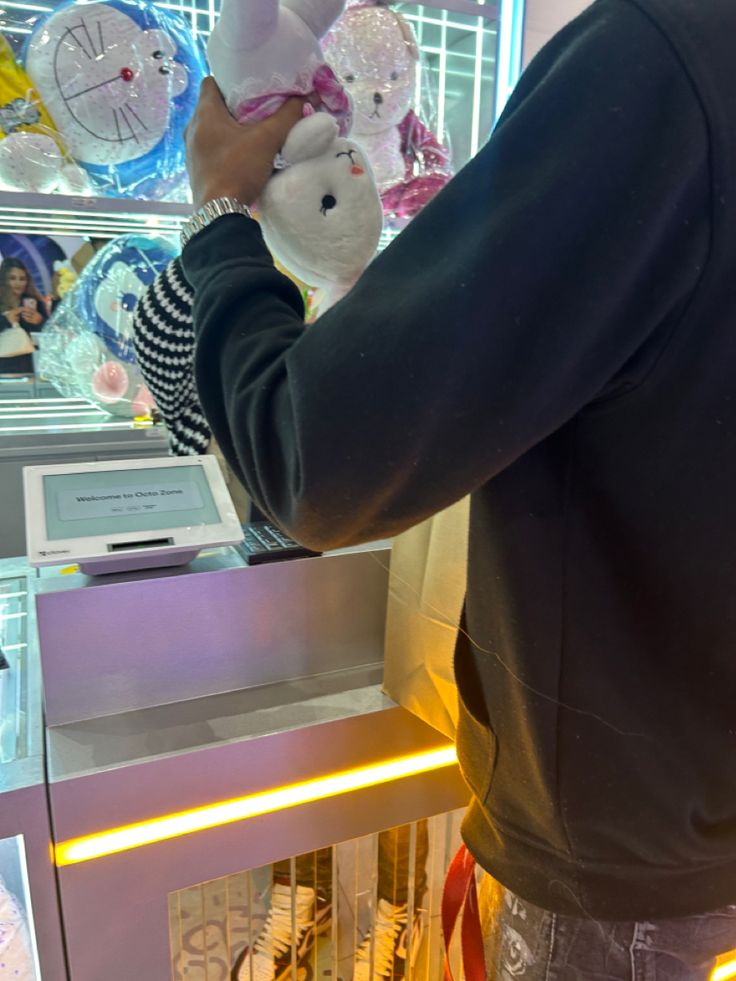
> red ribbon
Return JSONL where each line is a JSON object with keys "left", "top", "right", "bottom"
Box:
{"left": 442, "top": 844, "right": 485, "bottom": 981}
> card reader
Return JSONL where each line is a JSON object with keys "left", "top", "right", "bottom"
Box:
{"left": 23, "top": 456, "right": 244, "bottom": 575}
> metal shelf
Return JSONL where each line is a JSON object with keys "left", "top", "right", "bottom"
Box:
{"left": 0, "top": 190, "right": 189, "bottom": 239}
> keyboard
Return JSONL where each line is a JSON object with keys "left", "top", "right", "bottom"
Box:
{"left": 239, "top": 522, "right": 321, "bottom": 565}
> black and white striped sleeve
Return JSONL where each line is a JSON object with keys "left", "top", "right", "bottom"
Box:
{"left": 133, "top": 257, "right": 212, "bottom": 457}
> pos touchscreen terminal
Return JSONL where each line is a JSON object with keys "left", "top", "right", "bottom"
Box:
{"left": 23, "top": 456, "right": 244, "bottom": 574}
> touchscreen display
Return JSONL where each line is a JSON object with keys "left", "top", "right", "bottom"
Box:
{"left": 43, "top": 465, "right": 221, "bottom": 541}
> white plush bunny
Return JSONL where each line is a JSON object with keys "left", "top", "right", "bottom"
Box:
{"left": 208, "top": 0, "right": 351, "bottom": 134}
{"left": 133, "top": 112, "right": 383, "bottom": 462}
{"left": 135, "top": 0, "right": 383, "bottom": 459}
{"left": 259, "top": 112, "right": 382, "bottom": 308}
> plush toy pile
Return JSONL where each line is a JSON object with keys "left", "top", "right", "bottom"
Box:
{"left": 0, "top": 33, "right": 74, "bottom": 193}
{"left": 39, "top": 233, "right": 177, "bottom": 416}
{"left": 134, "top": 0, "right": 385, "bottom": 459}
{"left": 0, "top": 0, "right": 206, "bottom": 199}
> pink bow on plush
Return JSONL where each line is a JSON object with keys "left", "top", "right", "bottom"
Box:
{"left": 234, "top": 63, "right": 352, "bottom": 136}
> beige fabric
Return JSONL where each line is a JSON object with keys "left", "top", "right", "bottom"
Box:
{"left": 0, "top": 324, "right": 34, "bottom": 358}
{"left": 383, "top": 498, "right": 469, "bottom": 739}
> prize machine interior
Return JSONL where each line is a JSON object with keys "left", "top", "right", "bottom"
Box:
{"left": 0, "top": 0, "right": 524, "bottom": 978}
{"left": 0, "top": 558, "right": 66, "bottom": 981}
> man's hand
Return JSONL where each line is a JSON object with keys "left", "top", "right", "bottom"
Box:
{"left": 185, "top": 77, "right": 306, "bottom": 209}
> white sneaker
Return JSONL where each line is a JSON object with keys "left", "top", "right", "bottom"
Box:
{"left": 232, "top": 883, "right": 331, "bottom": 981}
{"left": 353, "top": 899, "right": 423, "bottom": 981}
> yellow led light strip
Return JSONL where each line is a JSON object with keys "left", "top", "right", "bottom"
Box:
{"left": 713, "top": 959, "right": 736, "bottom": 981}
{"left": 55, "top": 745, "right": 458, "bottom": 866}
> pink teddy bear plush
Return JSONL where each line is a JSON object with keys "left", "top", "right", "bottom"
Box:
{"left": 324, "top": 1, "right": 453, "bottom": 221}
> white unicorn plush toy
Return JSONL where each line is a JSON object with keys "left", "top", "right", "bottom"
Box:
{"left": 133, "top": 0, "right": 383, "bottom": 470}
{"left": 207, "top": 0, "right": 352, "bottom": 135}
{"left": 259, "top": 110, "right": 382, "bottom": 307}
{"left": 204, "top": 0, "right": 383, "bottom": 305}
{"left": 133, "top": 107, "right": 383, "bottom": 464}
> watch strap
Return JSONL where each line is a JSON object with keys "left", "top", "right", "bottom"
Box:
{"left": 180, "top": 197, "right": 253, "bottom": 247}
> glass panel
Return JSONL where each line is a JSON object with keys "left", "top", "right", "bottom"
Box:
{"left": 168, "top": 809, "right": 468, "bottom": 980}
{"left": 0, "top": 0, "right": 500, "bottom": 217}
{"left": 397, "top": 3, "right": 499, "bottom": 169}
{"left": 0, "top": 0, "right": 515, "bottom": 447}
{"left": 0, "top": 575, "right": 29, "bottom": 762}
{"left": 170, "top": 862, "right": 271, "bottom": 980}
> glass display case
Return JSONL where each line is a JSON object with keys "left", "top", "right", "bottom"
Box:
{"left": 0, "top": 0, "right": 524, "bottom": 459}
{"left": 28, "top": 544, "right": 468, "bottom": 981}
{"left": 0, "top": 566, "right": 32, "bottom": 764}
{"left": 0, "top": 835, "right": 41, "bottom": 980}
{"left": 0, "top": 0, "right": 524, "bottom": 546}
{"left": 168, "top": 812, "right": 466, "bottom": 981}
{"left": 0, "top": 0, "right": 524, "bottom": 977}
{"left": 398, "top": 2, "right": 499, "bottom": 166}
{"left": 0, "top": 559, "right": 67, "bottom": 980}
{"left": 11, "top": 538, "right": 450, "bottom": 981}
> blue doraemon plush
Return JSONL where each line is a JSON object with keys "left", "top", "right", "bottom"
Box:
{"left": 39, "top": 234, "right": 177, "bottom": 417}
{"left": 23, "top": 0, "right": 207, "bottom": 200}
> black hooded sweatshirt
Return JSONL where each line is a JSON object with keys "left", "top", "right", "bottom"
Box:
{"left": 182, "top": 0, "right": 736, "bottom": 918}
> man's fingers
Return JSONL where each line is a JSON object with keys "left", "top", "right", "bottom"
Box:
{"left": 260, "top": 97, "right": 308, "bottom": 143}
{"left": 278, "top": 96, "right": 309, "bottom": 125}
{"left": 191, "top": 80, "right": 303, "bottom": 146}
{"left": 196, "top": 76, "right": 239, "bottom": 126}
{"left": 274, "top": 96, "right": 309, "bottom": 123}
{"left": 198, "top": 75, "right": 224, "bottom": 103}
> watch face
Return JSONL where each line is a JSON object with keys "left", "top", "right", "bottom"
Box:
{"left": 26, "top": 3, "right": 188, "bottom": 166}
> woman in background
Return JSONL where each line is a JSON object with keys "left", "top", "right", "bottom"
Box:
{"left": 0, "top": 257, "right": 48, "bottom": 373}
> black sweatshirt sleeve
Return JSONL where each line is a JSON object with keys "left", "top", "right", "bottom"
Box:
{"left": 182, "top": 0, "right": 710, "bottom": 551}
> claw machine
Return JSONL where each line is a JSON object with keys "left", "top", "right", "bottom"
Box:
{"left": 0, "top": 0, "right": 525, "bottom": 975}
{"left": 0, "top": 558, "right": 67, "bottom": 980}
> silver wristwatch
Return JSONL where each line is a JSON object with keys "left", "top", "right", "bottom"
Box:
{"left": 180, "top": 196, "right": 253, "bottom": 247}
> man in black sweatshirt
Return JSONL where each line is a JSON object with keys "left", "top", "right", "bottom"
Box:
{"left": 182, "top": 0, "right": 736, "bottom": 975}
